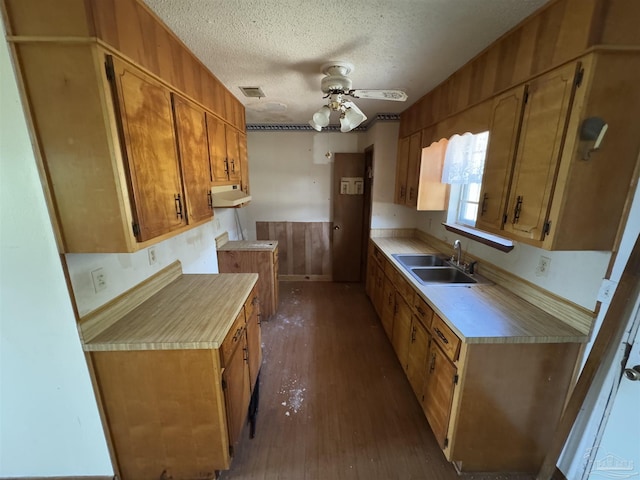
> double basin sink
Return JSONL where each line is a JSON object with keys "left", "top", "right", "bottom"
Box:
{"left": 391, "top": 253, "right": 484, "bottom": 286}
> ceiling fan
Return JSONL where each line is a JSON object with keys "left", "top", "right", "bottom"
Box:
{"left": 309, "top": 61, "right": 408, "bottom": 132}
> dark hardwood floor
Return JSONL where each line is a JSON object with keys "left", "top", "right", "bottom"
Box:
{"left": 221, "top": 282, "right": 535, "bottom": 480}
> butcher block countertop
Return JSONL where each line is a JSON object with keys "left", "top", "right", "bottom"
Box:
{"left": 83, "top": 272, "right": 258, "bottom": 352}
{"left": 372, "top": 237, "right": 588, "bottom": 345}
{"left": 217, "top": 240, "right": 278, "bottom": 252}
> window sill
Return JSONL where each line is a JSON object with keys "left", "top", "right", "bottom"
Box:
{"left": 442, "top": 223, "right": 514, "bottom": 252}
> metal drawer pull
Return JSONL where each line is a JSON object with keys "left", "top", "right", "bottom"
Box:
{"left": 434, "top": 327, "right": 449, "bottom": 344}
{"left": 174, "top": 193, "right": 183, "bottom": 219}
{"left": 513, "top": 195, "right": 523, "bottom": 223}
{"left": 429, "top": 353, "right": 436, "bottom": 373}
{"left": 416, "top": 306, "right": 425, "bottom": 316}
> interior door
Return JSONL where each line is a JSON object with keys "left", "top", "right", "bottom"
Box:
{"left": 332, "top": 153, "right": 365, "bottom": 282}
{"left": 589, "top": 321, "right": 640, "bottom": 479}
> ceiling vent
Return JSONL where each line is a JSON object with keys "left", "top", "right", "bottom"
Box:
{"left": 239, "top": 86, "right": 265, "bottom": 98}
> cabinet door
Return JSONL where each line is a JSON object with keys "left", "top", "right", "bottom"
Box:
{"left": 381, "top": 276, "right": 396, "bottom": 340}
{"left": 391, "top": 292, "right": 412, "bottom": 371}
{"left": 503, "top": 63, "right": 580, "bottom": 241}
{"left": 172, "top": 94, "right": 214, "bottom": 224}
{"left": 476, "top": 85, "right": 526, "bottom": 233}
{"left": 422, "top": 342, "right": 457, "bottom": 449}
{"left": 226, "top": 126, "right": 242, "bottom": 184}
{"left": 394, "top": 136, "right": 410, "bottom": 204}
{"left": 206, "top": 113, "right": 230, "bottom": 185}
{"left": 109, "top": 56, "right": 186, "bottom": 241}
{"left": 405, "top": 131, "right": 423, "bottom": 207}
{"left": 417, "top": 138, "right": 449, "bottom": 211}
{"left": 246, "top": 298, "right": 262, "bottom": 391}
{"left": 222, "top": 334, "right": 251, "bottom": 450}
{"left": 406, "top": 317, "right": 431, "bottom": 398}
{"left": 238, "top": 132, "right": 249, "bottom": 193}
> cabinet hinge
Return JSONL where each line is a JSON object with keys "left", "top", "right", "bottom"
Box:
{"left": 104, "top": 60, "right": 115, "bottom": 82}
{"left": 503, "top": 214, "right": 508, "bottom": 225}
{"left": 543, "top": 221, "right": 551, "bottom": 236}
{"left": 453, "top": 374, "right": 459, "bottom": 385}
{"left": 575, "top": 67, "right": 584, "bottom": 87}
{"left": 221, "top": 378, "right": 227, "bottom": 390}
{"left": 132, "top": 222, "right": 140, "bottom": 237}
{"left": 444, "top": 437, "right": 449, "bottom": 448}
{"left": 523, "top": 90, "right": 529, "bottom": 104}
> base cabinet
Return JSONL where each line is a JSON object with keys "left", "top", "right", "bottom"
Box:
{"left": 366, "top": 240, "right": 581, "bottom": 473}
{"left": 91, "top": 286, "right": 261, "bottom": 479}
{"left": 217, "top": 243, "right": 279, "bottom": 320}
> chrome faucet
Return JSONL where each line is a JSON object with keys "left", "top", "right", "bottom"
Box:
{"left": 453, "top": 239, "right": 462, "bottom": 266}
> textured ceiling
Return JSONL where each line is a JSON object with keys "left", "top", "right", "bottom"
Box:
{"left": 144, "top": 0, "right": 550, "bottom": 127}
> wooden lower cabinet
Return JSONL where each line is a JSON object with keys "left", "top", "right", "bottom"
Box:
{"left": 217, "top": 242, "right": 279, "bottom": 320}
{"left": 422, "top": 340, "right": 457, "bottom": 449}
{"left": 391, "top": 292, "right": 412, "bottom": 372}
{"left": 92, "top": 349, "right": 230, "bottom": 479}
{"left": 366, "top": 243, "right": 581, "bottom": 473}
{"left": 91, "top": 294, "right": 262, "bottom": 479}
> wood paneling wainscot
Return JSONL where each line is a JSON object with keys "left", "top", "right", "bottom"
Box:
{"left": 257, "top": 221, "right": 332, "bottom": 281}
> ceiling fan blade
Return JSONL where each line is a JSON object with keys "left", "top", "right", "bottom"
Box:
{"left": 350, "top": 89, "right": 408, "bottom": 102}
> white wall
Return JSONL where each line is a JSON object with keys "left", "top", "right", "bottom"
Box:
{"left": 0, "top": 26, "right": 112, "bottom": 476}
{"left": 241, "top": 130, "right": 360, "bottom": 240}
{"left": 414, "top": 209, "right": 610, "bottom": 310}
{"left": 359, "top": 121, "right": 422, "bottom": 230}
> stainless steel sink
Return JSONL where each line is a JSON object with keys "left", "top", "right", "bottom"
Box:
{"left": 392, "top": 253, "right": 449, "bottom": 268}
{"left": 410, "top": 267, "right": 477, "bottom": 285}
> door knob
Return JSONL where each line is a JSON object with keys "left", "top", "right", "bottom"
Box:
{"left": 623, "top": 365, "right": 640, "bottom": 381}
{"left": 334, "top": 225, "right": 341, "bottom": 230}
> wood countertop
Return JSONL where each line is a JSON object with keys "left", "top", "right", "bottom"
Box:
{"left": 372, "top": 237, "right": 588, "bottom": 344}
{"left": 84, "top": 273, "right": 258, "bottom": 351}
{"left": 217, "top": 240, "right": 278, "bottom": 252}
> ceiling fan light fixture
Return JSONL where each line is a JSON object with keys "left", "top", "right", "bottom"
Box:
{"left": 340, "top": 103, "right": 367, "bottom": 132}
{"left": 312, "top": 105, "right": 331, "bottom": 128}
{"left": 308, "top": 118, "right": 323, "bottom": 131}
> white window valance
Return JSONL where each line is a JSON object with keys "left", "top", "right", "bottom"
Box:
{"left": 441, "top": 131, "right": 489, "bottom": 184}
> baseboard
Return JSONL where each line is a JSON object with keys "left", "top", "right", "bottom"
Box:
{"left": 279, "top": 274, "right": 332, "bottom": 282}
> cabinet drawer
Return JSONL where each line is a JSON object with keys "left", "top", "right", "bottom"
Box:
{"left": 413, "top": 295, "right": 434, "bottom": 329}
{"left": 431, "top": 314, "right": 461, "bottom": 362}
{"left": 244, "top": 285, "right": 260, "bottom": 322}
{"left": 393, "top": 269, "right": 415, "bottom": 305}
{"left": 373, "top": 246, "right": 384, "bottom": 264}
{"left": 221, "top": 310, "right": 246, "bottom": 367}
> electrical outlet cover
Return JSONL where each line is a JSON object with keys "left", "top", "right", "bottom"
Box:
{"left": 91, "top": 268, "right": 107, "bottom": 293}
{"left": 535, "top": 256, "right": 551, "bottom": 277}
{"left": 148, "top": 247, "right": 157, "bottom": 265}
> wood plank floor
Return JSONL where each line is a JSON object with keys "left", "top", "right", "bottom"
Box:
{"left": 221, "top": 282, "right": 535, "bottom": 480}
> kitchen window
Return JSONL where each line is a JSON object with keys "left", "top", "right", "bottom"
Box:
{"left": 442, "top": 131, "right": 489, "bottom": 227}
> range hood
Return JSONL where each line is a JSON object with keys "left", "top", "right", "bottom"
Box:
{"left": 210, "top": 184, "right": 251, "bottom": 207}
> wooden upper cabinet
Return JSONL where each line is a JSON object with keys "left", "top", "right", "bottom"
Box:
{"left": 225, "top": 127, "right": 242, "bottom": 184}
{"left": 108, "top": 56, "right": 186, "bottom": 241}
{"left": 206, "top": 113, "right": 230, "bottom": 185}
{"left": 405, "top": 131, "right": 423, "bottom": 207}
{"left": 238, "top": 132, "right": 249, "bottom": 194}
{"left": 502, "top": 63, "right": 579, "bottom": 242}
{"left": 417, "top": 138, "right": 449, "bottom": 211}
{"left": 171, "top": 94, "right": 214, "bottom": 224}
{"left": 476, "top": 85, "right": 526, "bottom": 233}
{"left": 394, "top": 136, "right": 410, "bottom": 204}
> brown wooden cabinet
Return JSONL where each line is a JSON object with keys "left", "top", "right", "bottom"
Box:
{"left": 502, "top": 62, "right": 579, "bottom": 242}
{"left": 207, "top": 113, "right": 245, "bottom": 186}
{"left": 476, "top": 85, "right": 526, "bottom": 233}
{"left": 366, "top": 241, "right": 581, "bottom": 472}
{"left": 422, "top": 338, "right": 457, "bottom": 450}
{"left": 172, "top": 93, "right": 214, "bottom": 224}
{"left": 4, "top": 0, "right": 250, "bottom": 252}
{"left": 391, "top": 291, "right": 412, "bottom": 372}
{"left": 217, "top": 242, "right": 279, "bottom": 321}
{"left": 394, "top": 131, "right": 422, "bottom": 206}
{"left": 406, "top": 314, "right": 431, "bottom": 398}
{"left": 222, "top": 311, "right": 251, "bottom": 451}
